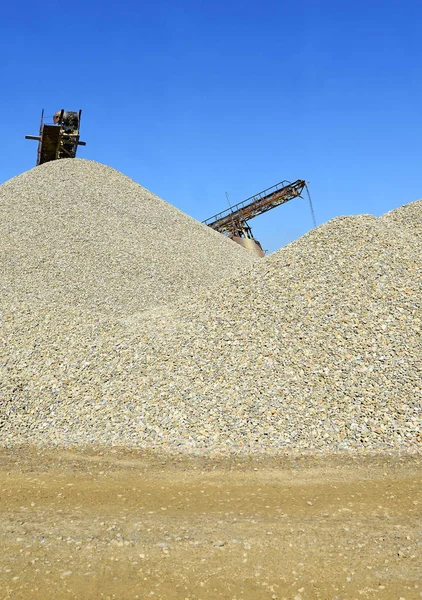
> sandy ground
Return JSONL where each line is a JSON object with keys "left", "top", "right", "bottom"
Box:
{"left": 0, "top": 449, "right": 420, "bottom": 600}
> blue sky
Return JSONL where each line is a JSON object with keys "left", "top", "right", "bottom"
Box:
{"left": 1, "top": 0, "right": 421, "bottom": 252}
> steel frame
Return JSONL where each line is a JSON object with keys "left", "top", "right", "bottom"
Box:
{"left": 203, "top": 179, "right": 306, "bottom": 236}
{"left": 25, "top": 109, "right": 86, "bottom": 166}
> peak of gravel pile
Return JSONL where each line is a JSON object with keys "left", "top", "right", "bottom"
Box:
{"left": 381, "top": 198, "right": 422, "bottom": 241}
{"left": 0, "top": 159, "right": 256, "bottom": 316}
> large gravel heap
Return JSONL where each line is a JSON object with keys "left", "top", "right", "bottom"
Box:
{"left": 0, "top": 159, "right": 256, "bottom": 315}
{"left": 0, "top": 160, "right": 420, "bottom": 455}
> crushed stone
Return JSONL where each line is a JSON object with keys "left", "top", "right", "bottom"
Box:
{"left": 0, "top": 161, "right": 420, "bottom": 455}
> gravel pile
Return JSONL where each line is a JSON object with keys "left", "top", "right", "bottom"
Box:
{"left": 0, "top": 160, "right": 420, "bottom": 455}
{"left": 0, "top": 159, "right": 256, "bottom": 316}
{"left": 381, "top": 198, "right": 422, "bottom": 241}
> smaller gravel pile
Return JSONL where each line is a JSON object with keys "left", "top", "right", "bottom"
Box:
{"left": 1, "top": 196, "right": 420, "bottom": 454}
{"left": 381, "top": 199, "right": 422, "bottom": 241}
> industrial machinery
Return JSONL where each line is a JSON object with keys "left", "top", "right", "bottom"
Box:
{"left": 203, "top": 179, "right": 315, "bottom": 257}
{"left": 25, "top": 109, "right": 86, "bottom": 166}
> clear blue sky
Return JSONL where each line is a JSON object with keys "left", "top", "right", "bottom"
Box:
{"left": 1, "top": 0, "right": 421, "bottom": 252}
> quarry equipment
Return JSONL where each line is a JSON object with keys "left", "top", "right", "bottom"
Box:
{"left": 25, "top": 109, "right": 86, "bottom": 166}
{"left": 203, "top": 179, "right": 314, "bottom": 257}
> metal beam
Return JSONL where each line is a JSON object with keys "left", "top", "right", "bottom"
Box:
{"left": 203, "top": 179, "right": 306, "bottom": 235}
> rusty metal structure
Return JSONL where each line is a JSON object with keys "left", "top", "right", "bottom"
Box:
{"left": 25, "top": 109, "right": 86, "bottom": 166}
{"left": 203, "top": 179, "right": 308, "bottom": 257}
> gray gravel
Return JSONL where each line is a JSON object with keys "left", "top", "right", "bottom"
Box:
{"left": 381, "top": 198, "right": 422, "bottom": 241}
{"left": 0, "top": 159, "right": 256, "bottom": 316}
{"left": 0, "top": 160, "right": 420, "bottom": 455}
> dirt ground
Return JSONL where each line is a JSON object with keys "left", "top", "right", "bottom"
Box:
{"left": 0, "top": 449, "right": 420, "bottom": 600}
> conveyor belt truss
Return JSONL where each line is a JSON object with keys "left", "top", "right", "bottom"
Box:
{"left": 203, "top": 179, "right": 307, "bottom": 236}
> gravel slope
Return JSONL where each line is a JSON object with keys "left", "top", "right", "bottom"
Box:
{"left": 0, "top": 159, "right": 256, "bottom": 316}
{"left": 381, "top": 198, "right": 422, "bottom": 240}
{"left": 0, "top": 162, "right": 420, "bottom": 454}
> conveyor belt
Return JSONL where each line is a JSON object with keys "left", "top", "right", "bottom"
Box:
{"left": 203, "top": 179, "right": 306, "bottom": 235}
